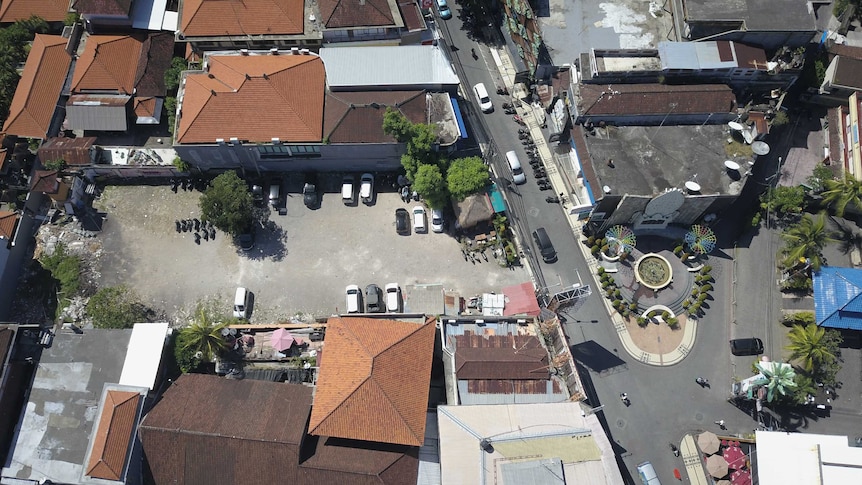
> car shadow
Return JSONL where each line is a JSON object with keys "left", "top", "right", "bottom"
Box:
{"left": 237, "top": 220, "right": 289, "bottom": 262}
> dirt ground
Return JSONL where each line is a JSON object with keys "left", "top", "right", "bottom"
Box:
{"left": 91, "top": 184, "right": 529, "bottom": 325}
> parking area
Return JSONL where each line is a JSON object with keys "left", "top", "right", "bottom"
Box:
{"left": 94, "top": 182, "right": 529, "bottom": 323}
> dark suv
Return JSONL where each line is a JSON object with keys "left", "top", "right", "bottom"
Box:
{"left": 365, "top": 284, "right": 383, "bottom": 312}
{"left": 730, "top": 338, "right": 764, "bottom": 356}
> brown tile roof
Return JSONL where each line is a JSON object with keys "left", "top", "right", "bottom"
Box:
{"left": 578, "top": 83, "right": 735, "bottom": 116}
{"left": 0, "top": 0, "right": 69, "bottom": 22}
{"left": 134, "top": 97, "right": 157, "bottom": 118}
{"left": 72, "top": 35, "right": 144, "bottom": 94}
{"left": 832, "top": 56, "right": 862, "bottom": 89}
{"left": 31, "top": 170, "right": 59, "bottom": 193}
{"left": 319, "top": 0, "right": 394, "bottom": 28}
{"left": 180, "top": 0, "right": 304, "bottom": 37}
{"left": 2, "top": 34, "right": 71, "bottom": 139}
{"left": 177, "top": 54, "right": 325, "bottom": 144}
{"left": 86, "top": 390, "right": 141, "bottom": 481}
{"left": 139, "top": 374, "right": 312, "bottom": 485}
{"left": 454, "top": 332, "right": 549, "bottom": 380}
{"left": 38, "top": 136, "right": 97, "bottom": 165}
{"left": 732, "top": 42, "right": 768, "bottom": 69}
{"left": 0, "top": 212, "right": 15, "bottom": 240}
{"left": 0, "top": 149, "right": 7, "bottom": 173}
{"left": 398, "top": 1, "right": 424, "bottom": 32}
{"left": 324, "top": 91, "right": 426, "bottom": 143}
{"left": 71, "top": 0, "right": 132, "bottom": 16}
{"left": 134, "top": 32, "right": 175, "bottom": 97}
{"left": 298, "top": 435, "right": 420, "bottom": 484}
{"left": 828, "top": 43, "right": 862, "bottom": 61}
{"left": 309, "top": 317, "right": 436, "bottom": 447}
{"left": 748, "top": 111, "right": 769, "bottom": 137}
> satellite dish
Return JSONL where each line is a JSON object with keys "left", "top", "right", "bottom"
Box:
{"left": 685, "top": 181, "right": 701, "bottom": 193}
{"left": 603, "top": 185, "right": 612, "bottom": 194}
{"left": 752, "top": 141, "right": 770, "bottom": 155}
{"left": 741, "top": 129, "right": 754, "bottom": 144}
{"left": 221, "top": 328, "right": 230, "bottom": 337}
{"left": 728, "top": 121, "right": 744, "bottom": 131}
{"left": 724, "top": 160, "right": 741, "bottom": 171}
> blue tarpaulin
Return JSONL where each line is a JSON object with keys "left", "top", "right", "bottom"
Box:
{"left": 450, "top": 97, "right": 468, "bottom": 139}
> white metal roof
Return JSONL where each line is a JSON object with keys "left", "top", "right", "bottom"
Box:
{"left": 119, "top": 322, "right": 169, "bottom": 390}
{"left": 437, "top": 403, "right": 624, "bottom": 485}
{"left": 659, "top": 41, "right": 738, "bottom": 71}
{"left": 756, "top": 431, "right": 862, "bottom": 485}
{"left": 320, "top": 45, "right": 459, "bottom": 89}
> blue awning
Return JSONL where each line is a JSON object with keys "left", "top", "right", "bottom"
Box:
{"left": 450, "top": 97, "right": 468, "bottom": 139}
{"left": 488, "top": 183, "right": 506, "bottom": 213}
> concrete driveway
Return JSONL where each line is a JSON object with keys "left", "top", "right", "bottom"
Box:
{"left": 94, "top": 184, "right": 528, "bottom": 324}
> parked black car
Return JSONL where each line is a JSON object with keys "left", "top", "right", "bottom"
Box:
{"left": 303, "top": 183, "right": 318, "bottom": 208}
{"left": 730, "top": 338, "right": 764, "bottom": 356}
{"left": 395, "top": 208, "right": 410, "bottom": 235}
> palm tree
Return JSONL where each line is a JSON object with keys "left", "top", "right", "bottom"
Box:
{"left": 781, "top": 212, "right": 836, "bottom": 270}
{"left": 755, "top": 361, "right": 796, "bottom": 402}
{"left": 822, "top": 174, "right": 862, "bottom": 217}
{"left": 786, "top": 324, "right": 837, "bottom": 372}
{"left": 179, "top": 305, "right": 229, "bottom": 363}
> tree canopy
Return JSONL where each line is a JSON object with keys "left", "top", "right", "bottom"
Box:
{"left": 822, "top": 174, "right": 862, "bottom": 217}
{"left": 164, "top": 57, "right": 188, "bottom": 92}
{"left": 199, "top": 172, "right": 254, "bottom": 236}
{"left": 447, "top": 156, "right": 489, "bottom": 200}
{"left": 780, "top": 212, "right": 836, "bottom": 271}
{"left": 413, "top": 164, "right": 448, "bottom": 209}
{"left": 87, "top": 285, "right": 149, "bottom": 329}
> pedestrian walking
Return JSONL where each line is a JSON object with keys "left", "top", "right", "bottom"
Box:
{"left": 714, "top": 419, "right": 726, "bottom": 429}
{"left": 696, "top": 377, "right": 709, "bottom": 387}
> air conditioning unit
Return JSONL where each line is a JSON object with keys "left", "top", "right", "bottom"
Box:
{"left": 270, "top": 48, "right": 279, "bottom": 55}
{"left": 216, "top": 138, "right": 225, "bottom": 145}
{"left": 271, "top": 137, "right": 280, "bottom": 144}
{"left": 300, "top": 48, "right": 310, "bottom": 55}
{"left": 291, "top": 47, "right": 300, "bottom": 55}
{"left": 229, "top": 137, "right": 239, "bottom": 144}
{"left": 240, "top": 49, "right": 249, "bottom": 55}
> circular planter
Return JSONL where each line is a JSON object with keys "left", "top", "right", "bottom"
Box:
{"left": 634, "top": 253, "right": 673, "bottom": 290}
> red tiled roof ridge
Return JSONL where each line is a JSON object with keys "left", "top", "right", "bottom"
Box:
{"left": 181, "top": 0, "right": 304, "bottom": 37}
{"left": 86, "top": 390, "right": 141, "bottom": 480}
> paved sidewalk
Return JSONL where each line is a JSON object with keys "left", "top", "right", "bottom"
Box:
{"left": 680, "top": 434, "right": 711, "bottom": 485}
{"left": 487, "top": 45, "right": 697, "bottom": 366}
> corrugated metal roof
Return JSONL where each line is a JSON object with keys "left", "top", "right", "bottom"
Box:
{"left": 320, "top": 46, "right": 460, "bottom": 89}
{"left": 458, "top": 380, "right": 566, "bottom": 405}
{"left": 814, "top": 266, "right": 862, "bottom": 330}
{"left": 66, "top": 95, "right": 131, "bottom": 131}
{"left": 659, "top": 41, "right": 738, "bottom": 70}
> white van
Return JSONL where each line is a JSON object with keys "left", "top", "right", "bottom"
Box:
{"left": 412, "top": 206, "right": 427, "bottom": 233}
{"left": 506, "top": 150, "right": 526, "bottom": 184}
{"left": 233, "top": 287, "right": 250, "bottom": 319}
{"left": 473, "top": 83, "right": 493, "bottom": 113}
{"left": 637, "top": 462, "right": 661, "bottom": 485}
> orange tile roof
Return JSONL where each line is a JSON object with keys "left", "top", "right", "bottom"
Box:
{"left": 0, "top": 0, "right": 69, "bottom": 23}
{"left": 177, "top": 54, "right": 325, "bottom": 144}
{"left": 0, "top": 211, "right": 18, "bottom": 240}
{"left": 134, "top": 97, "right": 157, "bottom": 118}
{"left": 318, "top": 0, "right": 395, "bottom": 28}
{"left": 308, "top": 316, "right": 436, "bottom": 447}
{"left": 71, "top": 35, "right": 143, "bottom": 94}
{"left": 2, "top": 35, "right": 71, "bottom": 139}
{"left": 86, "top": 390, "right": 142, "bottom": 481}
{"left": 180, "top": 0, "right": 303, "bottom": 37}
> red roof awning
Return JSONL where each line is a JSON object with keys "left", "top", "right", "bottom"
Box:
{"left": 502, "top": 282, "right": 540, "bottom": 316}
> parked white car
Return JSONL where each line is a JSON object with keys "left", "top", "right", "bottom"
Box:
{"left": 345, "top": 284, "right": 363, "bottom": 313}
{"left": 360, "top": 173, "right": 374, "bottom": 203}
{"left": 385, "top": 283, "right": 401, "bottom": 312}
{"left": 233, "top": 287, "right": 250, "bottom": 319}
{"left": 412, "top": 206, "right": 426, "bottom": 233}
{"left": 431, "top": 209, "right": 444, "bottom": 233}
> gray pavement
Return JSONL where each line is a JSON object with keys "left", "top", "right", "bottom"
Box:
{"left": 93, "top": 185, "right": 528, "bottom": 324}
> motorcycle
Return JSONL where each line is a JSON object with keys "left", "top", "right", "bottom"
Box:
{"left": 545, "top": 196, "right": 560, "bottom": 203}
{"left": 519, "top": 132, "right": 530, "bottom": 140}
{"left": 504, "top": 108, "right": 516, "bottom": 115}
{"left": 502, "top": 102, "right": 513, "bottom": 109}
{"left": 518, "top": 128, "right": 529, "bottom": 134}
{"left": 513, "top": 114, "right": 524, "bottom": 125}
{"left": 471, "top": 48, "right": 478, "bottom": 60}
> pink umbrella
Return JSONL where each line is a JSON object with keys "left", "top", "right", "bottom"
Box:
{"left": 731, "top": 469, "right": 751, "bottom": 485}
{"left": 723, "top": 445, "right": 746, "bottom": 469}
{"left": 270, "top": 328, "right": 295, "bottom": 352}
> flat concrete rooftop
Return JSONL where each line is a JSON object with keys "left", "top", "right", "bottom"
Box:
{"left": 585, "top": 125, "right": 749, "bottom": 197}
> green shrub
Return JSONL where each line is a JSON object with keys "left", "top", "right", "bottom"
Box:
{"left": 692, "top": 288, "right": 700, "bottom": 297}
{"left": 601, "top": 244, "right": 610, "bottom": 254}
{"left": 782, "top": 311, "right": 815, "bottom": 327}
{"left": 591, "top": 245, "right": 601, "bottom": 255}
{"left": 586, "top": 235, "right": 596, "bottom": 246}
{"left": 682, "top": 300, "right": 690, "bottom": 309}
{"left": 87, "top": 285, "right": 148, "bottom": 329}
{"left": 667, "top": 316, "right": 679, "bottom": 328}
{"left": 700, "top": 283, "right": 713, "bottom": 293}
{"left": 702, "top": 265, "right": 712, "bottom": 273}
{"left": 673, "top": 245, "right": 684, "bottom": 255}
{"left": 39, "top": 243, "right": 81, "bottom": 302}
{"left": 697, "top": 293, "right": 708, "bottom": 302}
{"left": 662, "top": 310, "right": 670, "bottom": 319}
{"left": 613, "top": 289, "right": 621, "bottom": 298}
{"left": 637, "top": 316, "right": 648, "bottom": 327}
{"left": 597, "top": 266, "right": 605, "bottom": 275}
